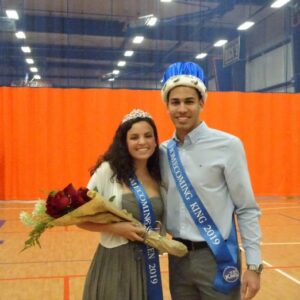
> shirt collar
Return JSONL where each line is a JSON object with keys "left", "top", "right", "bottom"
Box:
{"left": 172, "top": 121, "right": 208, "bottom": 145}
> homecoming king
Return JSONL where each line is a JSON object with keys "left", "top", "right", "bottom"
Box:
{"left": 159, "top": 62, "right": 263, "bottom": 300}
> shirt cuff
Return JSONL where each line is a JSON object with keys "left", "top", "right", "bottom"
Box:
{"left": 244, "top": 247, "right": 262, "bottom": 265}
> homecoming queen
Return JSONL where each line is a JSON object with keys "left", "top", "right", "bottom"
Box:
{"left": 79, "top": 109, "right": 164, "bottom": 300}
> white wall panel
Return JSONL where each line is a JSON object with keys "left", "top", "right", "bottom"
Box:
{"left": 246, "top": 43, "right": 293, "bottom": 91}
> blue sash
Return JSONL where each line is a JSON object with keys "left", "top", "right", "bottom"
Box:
{"left": 167, "top": 139, "right": 240, "bottom": 293}
{"left": 129, "top": 177, "right": 163, "bottom": 300}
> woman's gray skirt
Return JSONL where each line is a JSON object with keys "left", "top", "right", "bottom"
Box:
{"left": 83, "top": 242, "right": 147, "bottom": 300}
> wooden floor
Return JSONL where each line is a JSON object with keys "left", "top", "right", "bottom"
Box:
{"left": 0, "top": 196, "right": 300, "bottom": 300}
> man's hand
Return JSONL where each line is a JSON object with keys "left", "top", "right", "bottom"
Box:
{"left": 241, "top": 270, "right": 261, "bottom": 300}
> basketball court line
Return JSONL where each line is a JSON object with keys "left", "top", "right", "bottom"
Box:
{"left": 259, "top": 203, "right": 300, "bottom": 207}
{"left": 267, "top": 265, "right": 300, "bottom": 269}
{"left": 0, "top": 269, "right": 170, "bottom": 282}
{"left": 0, "top": 219, "right": 5, "bottom": 244}
{"left": 240, "top": 247, "right": 300, "bottom": 286}
{"left": 0, "top": 254, "right": 168, "bottom": 266}
{"left": 0, "top": 262, "right": 298, "bottom": 283}
{"left": 261, "top": 242, "right": 300, "bottom": 246}
{"left": 64, "top": 277, "right": 70, "bottom": 300}
{"left": 2, "top": 204, "right": 300, "bottom": 211}
{"left": 278, "top": 213, "right": 300, "bottom": 221}
{"left": 0, "top": 274, "right": 85, "bottom": 281}
{"left": 0, "top": 259, "right": 91, "bottom": 265}
{"left": 1, "top": 197, "right": 298, "bottom": 206}
{"left": 261, "top": 206, "right": 300, "bottom": 210}
{"left": 263, "top": 260, "right": 300, "bottom": 285}
{"left": 0, "top": 207, "right": 35, "bottom": 210}
{"left": 0, "top": 200, "right": 38, "bottom": 204}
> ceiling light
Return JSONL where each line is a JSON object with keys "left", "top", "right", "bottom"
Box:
{"left": 237, "top": 21, "right": 255, "bottom": 31}
{"left": 214, "top": 40, "right": 228, "bottom": 47}
{"left": 26, "top": 58, "right": 34, "bottom": 64}
{"left": 108, "top": 78, "right": 115, "bottom": 82}
{"left": 139, "top": 14, "right": 154, "bottom": 19}
{"left": 15, "top": 31, "right": 26, "bottom": 39}
{"left": 195, "top": 53, "right": 207, "bottom": 59}
{"left": 117, "top": 61, "right": 126, "bottom": 67}
{"left": 112, "top": 70, "right": 120, "bottom": 75}
{"left": 6, "top": 10, "right": 19, "bottom": 20}
{"left": 21, "top": 46, "right": 31, "bottom": 53}
{"left": 33, "top": 74, "right": 41, "bottom": 80}
{"left": 30, "top": 67, "right": 38, "bottom": 73}
{"left": 161, "top": 0, "right": 172, "bottom": 2}
{"left": 133, "top": 36, "right": 144, "bottom": 44}
{"left": 145, "top": 16, "right": 158, "bottom": 27}
{"left": 271, "top": 0, "right": 291, "bottom": 8}
{"left": 124, "top": 50, "right": 134, "bottom": 57}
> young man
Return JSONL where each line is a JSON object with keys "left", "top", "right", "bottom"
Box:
{"left": 159, "top": 62, "right": 262, "bottom": 300}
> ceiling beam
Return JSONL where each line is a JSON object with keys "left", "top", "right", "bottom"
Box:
{"left": 16, "top": 14, "right": 236, "bottom": 43}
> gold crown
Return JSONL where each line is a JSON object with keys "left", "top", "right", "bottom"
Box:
{"left": 122, "top": 109, "right": 152, "bottom": 124}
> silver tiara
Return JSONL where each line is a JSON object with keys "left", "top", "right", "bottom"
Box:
{"left": 122, "top": 109, "right": 152, "bottom": 124}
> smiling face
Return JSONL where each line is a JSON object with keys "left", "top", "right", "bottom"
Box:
{"left": 167, "top": 85, "right": 204, "bottom": 141}
{"left": 126, "top": 120, "right": 157, "bottom": 163}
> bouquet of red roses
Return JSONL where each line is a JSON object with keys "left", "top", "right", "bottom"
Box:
{"left": 20, "top": 184, "right": 187, "bottom": 257}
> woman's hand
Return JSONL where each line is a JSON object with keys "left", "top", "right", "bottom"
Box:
{"left": 108, "top": 222, "right": 145, "bottom": 242}
{"left": 77, "top": 221, "right": 145, "bottom": 242}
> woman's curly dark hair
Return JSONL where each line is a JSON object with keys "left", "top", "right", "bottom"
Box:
{"left": 90, "top": 117, "right": 161, "bottom": 186}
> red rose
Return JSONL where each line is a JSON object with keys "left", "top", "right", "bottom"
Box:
{"left": 63, "top": 184, "right": 90, "bottom": 208}
{"left": 78, "top": 187, "right": 91, "bottom": 203}
{"left": 45, "top": 184, "right": 91, "bottom": 218}
{"left": 46, "top": 191, "right": 71, "bottom": 218}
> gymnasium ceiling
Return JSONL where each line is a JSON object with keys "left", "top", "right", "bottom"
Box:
{"left": 0, "top": 0, "right": 281, "bottom": 88}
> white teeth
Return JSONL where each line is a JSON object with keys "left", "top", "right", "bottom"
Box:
{"left": 178, "top": 117, "right": 188, "bottom": 121}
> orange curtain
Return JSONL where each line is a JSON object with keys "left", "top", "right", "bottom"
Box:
{"left": 1, "top": 87, "right": 299, "bottom": 200}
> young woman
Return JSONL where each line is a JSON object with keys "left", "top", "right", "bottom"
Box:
{"left": 80, "top": 109, "right": 164, "bottom": 300}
